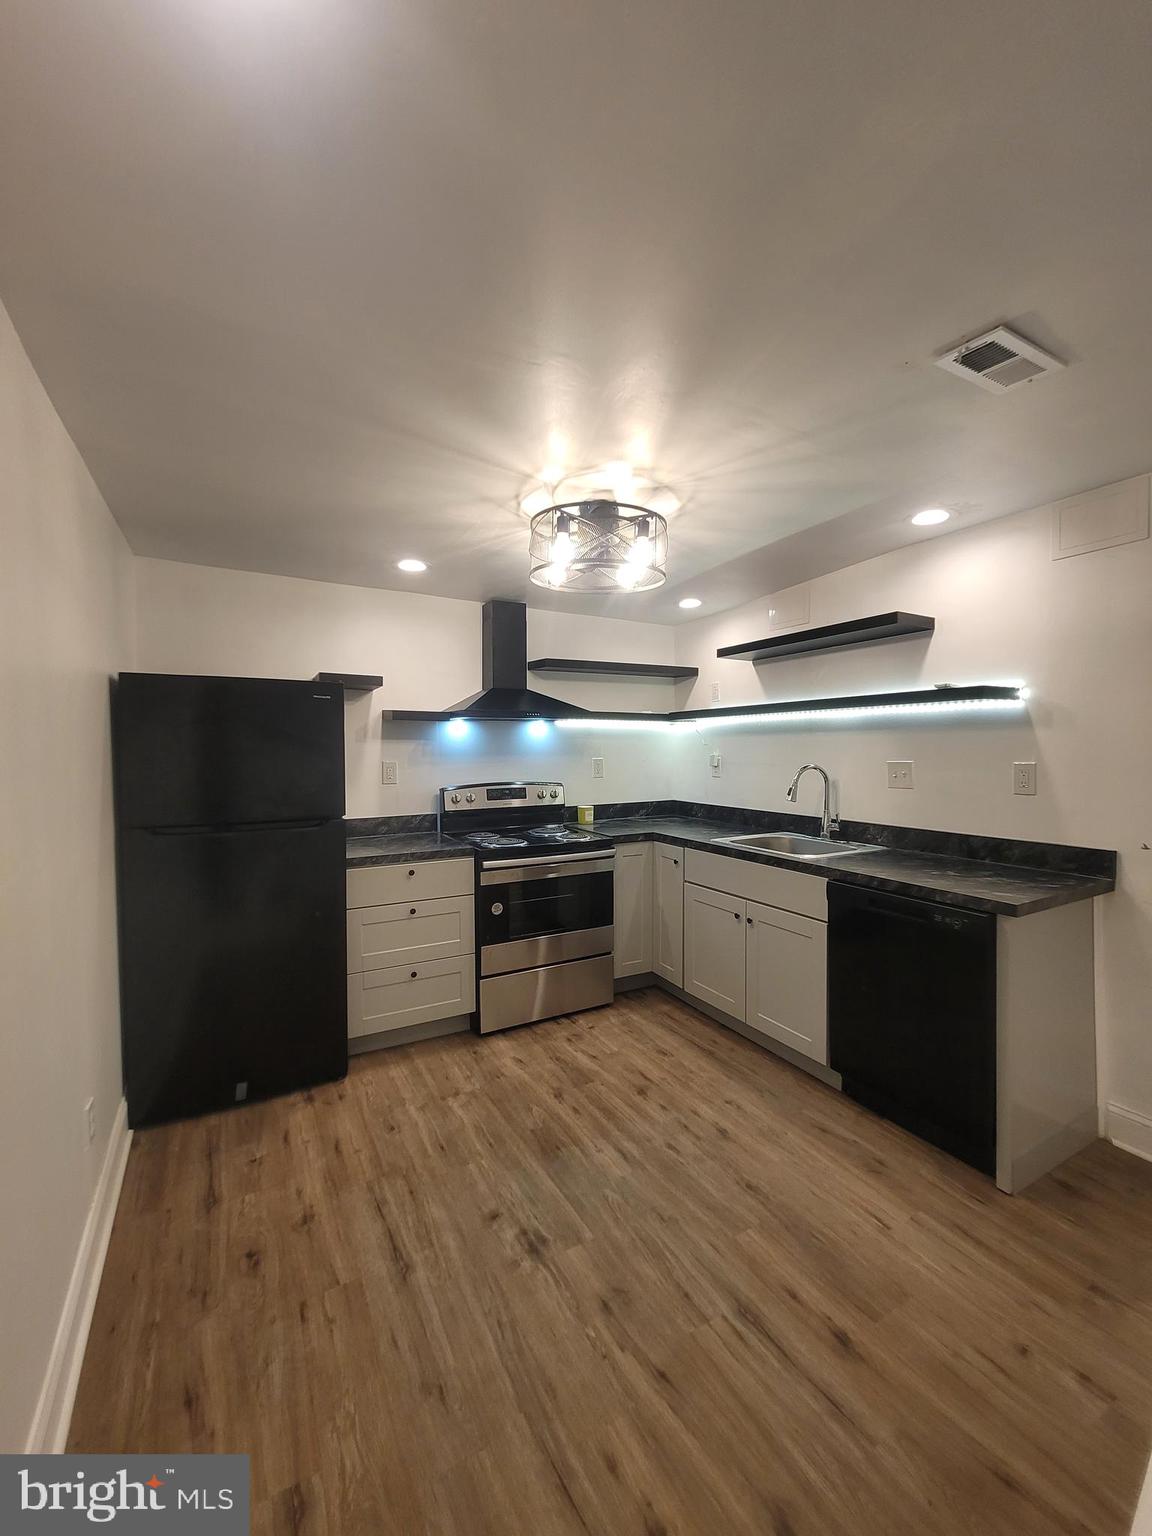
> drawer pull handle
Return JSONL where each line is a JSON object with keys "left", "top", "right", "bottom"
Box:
{"left": 673, "top": 858, "right": 679, "bottom": 865}
{"left": 409, "top": 907, "right": 417, "bottom": 915}
{"left": 410, "top": 970, "right": 418, "bottom": 979}
{"left": 407, "top": 868, "right": 416, "bottom": 877}
{"left": 747, "top": 917, "right": 753, "bottom": 925}
{"left": 734, "top": 911, "right": 741, "bottom": 920}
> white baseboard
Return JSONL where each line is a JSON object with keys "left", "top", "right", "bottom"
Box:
{"left": 1106, "top": 1102, "right": 1152, "bottom": 1164}
{"left": 24, "top": 1098, "right": 132, "bottom": 1453}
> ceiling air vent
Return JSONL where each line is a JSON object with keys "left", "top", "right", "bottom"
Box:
{"left": 934, "top": 325, "right": 1065, "bottom": 393}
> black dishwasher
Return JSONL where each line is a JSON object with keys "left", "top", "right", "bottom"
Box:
{"left": 827, "top": 883, "right": 997, "bottom": 1175}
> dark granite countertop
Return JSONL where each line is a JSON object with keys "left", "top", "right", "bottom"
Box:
{"left": 592, "top": 817, "right": 1113, "bottom": 916}
{"left": 345, "top": 832, "right": 470, "bottom": 867}
{"left": 344, "top": 815, "right": 1113, "bottom": 915}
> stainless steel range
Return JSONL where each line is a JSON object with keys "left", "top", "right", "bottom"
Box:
{"left": 439, "top": 781, "right": 615, "bottom": 1035}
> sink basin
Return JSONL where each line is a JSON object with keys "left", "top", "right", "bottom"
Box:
{"left": 716, "top": 832, "right": 882, "bottom": 860}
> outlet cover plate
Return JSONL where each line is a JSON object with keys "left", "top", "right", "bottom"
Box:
{"left": 382, "top": 760, "right": 398, "bottom": 785}
{"left": 591, "top": 757, "right": 604, "bottom": 780}
{"left": 1013, "top": 761, "right": 1037, "bottom": 795}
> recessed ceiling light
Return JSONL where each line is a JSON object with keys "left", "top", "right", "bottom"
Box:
{"left": 911, "top": 508, "right": 951, "bottom": 527}
{"left": 397, "top": 558, "right": 427, "bottom": 572}
{"left": 678, "top": 597, "right": 702, "bottom": 609}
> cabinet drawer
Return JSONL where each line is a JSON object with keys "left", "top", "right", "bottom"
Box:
{"left": 347, "top": 956, "right": 476, "bottom": 1039}
{"left": 347, "top": 895, "right": 474, "bottom": 972}
{"left": 347, "top": 857, "right": 473, "bottom": 910}
{"left": 685, "top": 848, "right": 827, "bottom": 922}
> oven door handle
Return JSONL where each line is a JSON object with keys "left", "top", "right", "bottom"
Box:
{"left": 480, "top": 851, "right": 616, "bottom": 881}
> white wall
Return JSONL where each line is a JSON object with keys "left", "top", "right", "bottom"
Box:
{"left": 672, "top": 479, "right": 1152, "bottom": 1131}
{"left": 0, "top": 300, "right": 135, "bottom": 1449}
{"left": 134, "top": 559, "right": 678, "bottom": 816}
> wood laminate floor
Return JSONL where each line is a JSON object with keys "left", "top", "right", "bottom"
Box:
{"left": 71, "top": 990, "right": 1152, "bottom": 1535}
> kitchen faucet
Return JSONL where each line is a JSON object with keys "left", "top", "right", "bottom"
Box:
{"left": 786, "top": 763, "right": 840, "bottom": 838}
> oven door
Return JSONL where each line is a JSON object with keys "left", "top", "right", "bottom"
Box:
{"left": 478, "top": 851, "right": 614, "bottom": 976}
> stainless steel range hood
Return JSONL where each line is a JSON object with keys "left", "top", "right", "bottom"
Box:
{"left": 381, "top": 600, "right": 590, "bottom": 722}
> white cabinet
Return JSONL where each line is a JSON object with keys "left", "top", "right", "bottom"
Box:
{"left": 348, "top": 957, "right": 476, "bottom": 1040}
{"left": 614, "top": 842, "right": 653, "bottom": 977}
{"left": 347, "top": 896, "right": 475, "bottom": 973}
{"left": 653, "top": 842, "right": 684, "bottom": 987}
{"left": 347, "top": 857, "right": 474, "bottom": 910}
{"left": 682, "top": 856, "right": 829, "bottom": 1067}
{"left": 684, "top": 848, "right": 826, "bottom": 921}
{"left": 684, "top": 882, "right": 747, "bottom": 1020}
{"left": 745, "top": 899, "right": 828, "bottom": 1064}
{"left": 346, "top": 858, "right": 476, "bottom": 1042}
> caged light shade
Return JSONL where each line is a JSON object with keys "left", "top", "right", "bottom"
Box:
{"left": 528, "top": 500, "right": 669, "bottom": 592}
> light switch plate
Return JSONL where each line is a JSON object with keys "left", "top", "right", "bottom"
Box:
{"left": 591, "top": 757, "right": 604, "bottom": 780}
{"left": 711, "top": 681, "right": 721, "bottom": 703}
{"left": 710, "top": 752, "right": 723, "bottom": 778}
{"left": 381, "top": 760, "right": 398, "bottom": 785}
{"left": 887, "top": 760, "right": 915, "bottom": 789}
{"left": 1013, "top": 761, "right": 1037, "bottom": 795}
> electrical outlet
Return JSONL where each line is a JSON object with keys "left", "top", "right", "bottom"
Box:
{"left": 1013, "top": 761, "right": 1037, "bottom": 795}
{"left": 887, "top": 760, "right": 915, "bottom": 790}
{"left": 710, "top": 752, "right": 723, "bottom": 778}
{"left": 711, "top": 681, "right": 721, "bottom": 703}
{"left": 84, "top": 1097, "right": 96, "bottom": 1144}
{"left": 591, "top": 756, "right": 604, "bottom": 780}
{"left": 381, "top": 760, "right": 398, "bottom": 786}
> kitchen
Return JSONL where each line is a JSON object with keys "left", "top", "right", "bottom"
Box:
{"left": 4, "top": 1, "right": 1152, "bottom": 1533}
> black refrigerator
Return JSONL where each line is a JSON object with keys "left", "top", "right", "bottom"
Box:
{"left": 113, "top": 673, "right": 348, "bottom": 1128}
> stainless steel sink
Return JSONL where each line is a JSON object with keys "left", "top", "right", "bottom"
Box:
{"left": 716, "top": 831, "right": 882, "bottom": 860}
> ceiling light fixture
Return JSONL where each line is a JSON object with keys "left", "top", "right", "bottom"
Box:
{"left": 678, "top": 597, "right": 702, "bottom": 610}
{"left": 529, "top": 500, "right": 669, "bottom": 593}
{"left": 397, "top": 557, "right": 428, "bottom": 572}
{"left": 911, "top": 508, "right": 951, "bottom": 527}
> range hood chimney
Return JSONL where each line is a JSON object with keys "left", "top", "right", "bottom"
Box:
{"left": 443, "top": 600, "right": 589, "bottom": 720}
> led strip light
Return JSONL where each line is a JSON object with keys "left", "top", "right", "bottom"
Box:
{"left": 553, "top": 688, "right": 1028, "bottom": 732}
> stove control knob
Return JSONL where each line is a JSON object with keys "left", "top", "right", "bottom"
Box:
{"left": 450, "top": 793, "right": 461, "bottom": 805}
{"left": 465, "top": 792, "right": 476, "bottom": 803}
{"left": 491, "top": 901, "right": 504, "bottom": 915}
{"left": 549, "top": 789, "right": 559, "bottom": 799}
{"left": 537, "top": 788, "right": 547, "bottom": 799}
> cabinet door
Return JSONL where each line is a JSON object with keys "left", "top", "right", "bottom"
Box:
{"left": 746, "top": 900, "right": 828, "bottom": 1064}
{"left": 653, "top": 843, "right": 684, "bottom": 987}
{"left": 684, "top": 882, "right": 747, "bottom": 1020}
{"left": 614, "top": 843, "right": 653, "bottom": 977}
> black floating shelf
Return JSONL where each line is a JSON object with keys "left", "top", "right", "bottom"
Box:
{"left": 314, "top": 672, "right": 383, "bottom": 692}
{"left": 668, "top": 684, "right": 1018, "bottom": 723}
{"left": 380, "top": 708, "right": 597, "bottom": 722}
{"left": 381, "top": 684, "right": 1023, "bottom": 725}
{"left": 717, "top": 611, "right": 935, "bottom": 663}
{"left": 528, "top": 657, "right": 699, "bottom": 681}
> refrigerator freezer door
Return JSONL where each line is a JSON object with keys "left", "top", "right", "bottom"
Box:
{"left": 119, "top": 819, "right": 347, "bottom": 1127}
{"left": 114, "top": 673, "right": 345, "bottom": 828}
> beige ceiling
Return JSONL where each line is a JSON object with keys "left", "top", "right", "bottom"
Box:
{"left": 2, "top": 0, "right": 1151, "bottom": 621}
